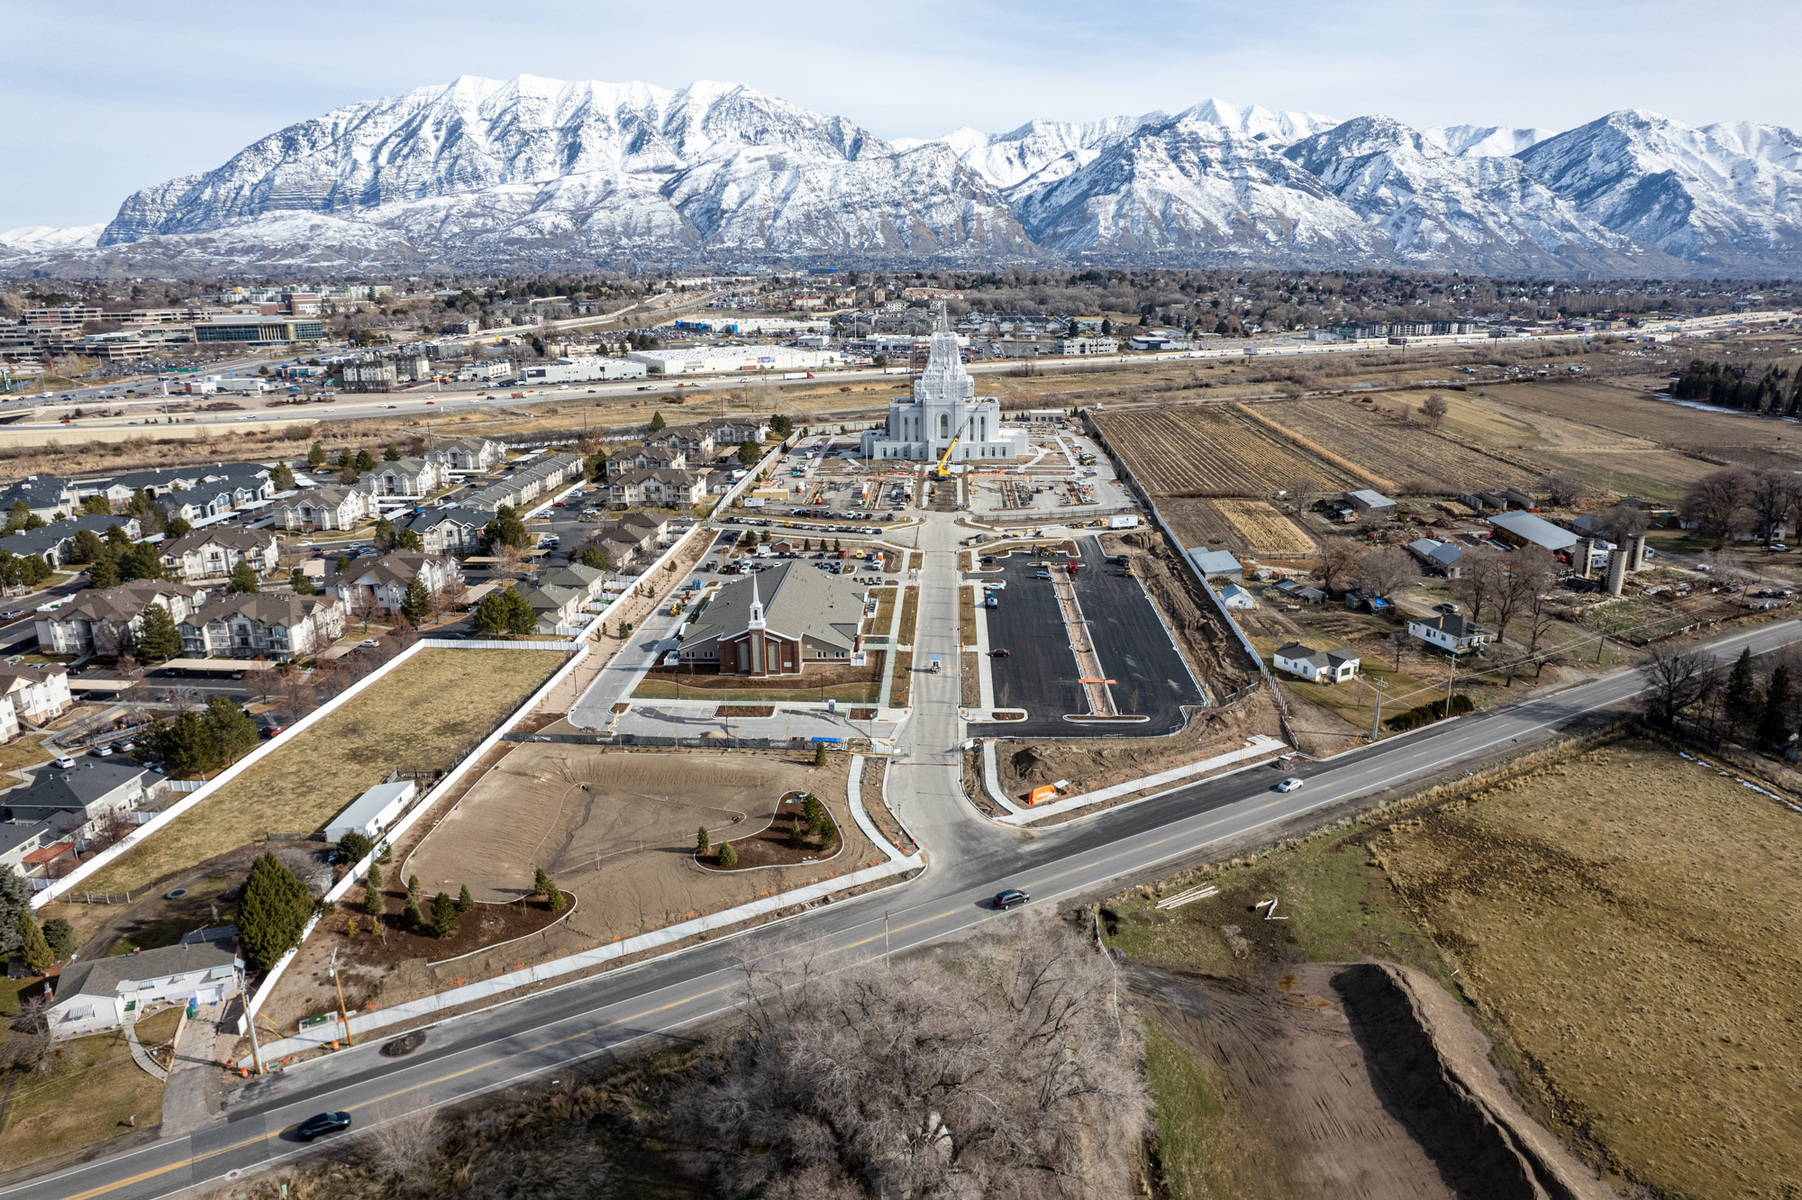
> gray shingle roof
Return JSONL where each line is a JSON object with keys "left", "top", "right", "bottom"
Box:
{"left": 683, "top": 561, "right": 864, "bottom": 653}
{"left": 54, "top": 941, "right": 239, "bottom": 1004}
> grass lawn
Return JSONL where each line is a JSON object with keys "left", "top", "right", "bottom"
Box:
{"left": 54, "top": 650, "right": 565, "bottom": 901}
{"left": 871, "top": 586, "right": 897, "bottom": 631}
{"left": 898, "top": 587, "right": 919, "bottom": 645}
{"left": 0, "top": 734, "right": 52, "bottom": 776}
{"left": 890, "top": 651, "right": 914, "bottom": 708}
{"left": 0, "top": 1029, "right": 165, "bottom": 1173}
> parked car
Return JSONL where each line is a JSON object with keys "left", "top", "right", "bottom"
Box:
{"left": 988, "top": 648, "right": 1011, "bottom": 658}
{"left": 993, "top": 888, "right": 1030, "bottom": 910}
{"left": 92, "top": 745, "right": 114, "bottom": 758}
{"left": 1275, "top": 777, "right": 1304, "bottom": 793}
{"left": 1035, "top": 570, "right": 1052, "bottom": 580}
{"left": 294, "top": 1111, "right": 353, "bottom": 1141}
{"left": 53, "top": 756, "right": 76, "bottom": 769}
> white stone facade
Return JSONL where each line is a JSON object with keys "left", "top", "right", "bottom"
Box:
{"left": 860, "top": 314, "right": 1028, "bottom": 464}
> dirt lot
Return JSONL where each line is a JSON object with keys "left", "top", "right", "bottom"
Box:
{"left": 43, "top": 651, "right": 567, "bottom": 936}
{"left": 1271, "top": 397, "right": 1540, "bottom": 494}
{"left": 1370, "top": 737, "right": 1802, "bottom": 1200}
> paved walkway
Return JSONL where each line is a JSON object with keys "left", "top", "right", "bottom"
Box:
{"left": 122, "top": 1016, "right": 168, "bottom": 1083}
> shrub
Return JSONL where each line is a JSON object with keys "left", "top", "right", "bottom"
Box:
{"left": 717, "top": 842, "right": 738, "bottom": 869}
{"left": 41, "top": 918, "right": 76, "bottom": 961}
{"left": 337, "top": 831, "right": 374, "bottom": 865}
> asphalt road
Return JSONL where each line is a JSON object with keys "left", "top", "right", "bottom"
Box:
{"left": 1072, "top": 538, "right": 1200, "bottom": 733}
{"left": 12, "top": 615, "right": 1797, "bottom": 1200}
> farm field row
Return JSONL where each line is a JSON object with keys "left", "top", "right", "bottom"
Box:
{"left": 1278, "top": 397, "right": 1539, "bottom": 493}
{"left": 1159, "top": 498, "right": 1316, "bottom": 557}
{"left": 1475, "top": 380, "right": 1802, "bottom": 469}
{"left": 1095, "top": 406, "right": 1350, "bottom": 497}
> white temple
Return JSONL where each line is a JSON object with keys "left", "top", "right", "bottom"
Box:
{"left": 860, "top": 311, "right": 1028, "bottom": 463}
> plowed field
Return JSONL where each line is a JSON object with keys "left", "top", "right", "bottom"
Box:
{"left": 1096, "top": 407, "right": 1348, "bottom": 497}
{"left": 1271, "top": 398, "right": 1541, "bottom": 494}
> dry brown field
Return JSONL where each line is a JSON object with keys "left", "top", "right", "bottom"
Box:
{"left": 1371, "top": 738, "right": 1802, "bottom": 1200}
{"left": 1210, "top": 499, "right": 1315, "bottom": 554}
{"left": 1477, "top": 380, "right": 1802, "bottom": 468}
{"left": 1095, "top": 407, "right": 1349, "bottom": 497}
{"left": 1273, "top": 398, "right": 1540, "bottom": 493}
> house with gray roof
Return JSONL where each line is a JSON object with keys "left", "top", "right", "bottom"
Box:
{"left": 47, "top": 942, "right": 242, "bottom": 1039}
{"left": 35, "top": 579, "right": 209, "bottom": 658}
{"left": 678, "top": 561, "right": 865, "bottom": 677}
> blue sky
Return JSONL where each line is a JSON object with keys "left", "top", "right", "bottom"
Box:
{"left": 5, "top": 0, "right": 1800, "bottom": 230}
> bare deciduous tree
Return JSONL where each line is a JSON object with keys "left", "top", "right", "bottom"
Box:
{"left": 1452, "top": 548, "right": 1506, "bottom": 623}
{"left": 1747, "top": 469, "right": 1802, "bottom": 547}
{"left": 1316, "top": 539, "right": 1364, "bottom": 593}
{"left": 1539, "top": 471, "right": 1589, "bottom": 508}
{"left": 1681, "top": 467, "right": 1756, "bottom": 549}
{"left": 1640, "top": 643, "right": 1720, "bottom": 726}
{"left": 1598, "top": 502, "right": 1650, "bottom": 543}
{"left": 1490, "top": 546, "right": 1558, "bottom": 645}
{"left": 1353, "top": 545, "right": 1417, "bottom": 599}
{"left": 673, "top": 918, "right": 1147, "bottom": 1200}
{"left": 1419, "top": 393, "right": 1448, "bottom": 429}
{"left": 360, "top": 1102, "right": 441, "bottom": 1194}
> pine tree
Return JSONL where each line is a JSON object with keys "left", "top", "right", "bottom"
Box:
{"left": 402, "top": 892, "right": 423, "bottom": 931}
{"left": 136, "top": 603, "right": 181, "bottom": 661}
{"left": 383, "top": 444, "right": 402, "bottom": 462}
{"left": 814, "top": 743, "right": 827, "bottom": 768}
{"left": 545, "top": 880, "right": 566, "bottom": 913}
{"left": 1758, "top": 663, "right": 1792, "bottom": 748}
{"left": 364, "top": 877, "right": 383, "bottom": 917}
{"left": 650, "top": 411, "right": 667, "bottom": 432}
{"left": 308, "top": 441, "right": 327, "bottom": 467}
{"left": 227, "top": 561, "right": 260, "bottom": 594}
{"left": 16, "top": 910, "right": 53, "bottom": 973}
{"left": 88, "top": 554, "right": 121, "bottom": 589}
{"left": 401, "top": 577, "right": 430, "bottom": 625}
{"left": 291, "top": 569, "right": 316, "bottom": 595}
{"left": 1724, "top": 647, "right": 1762, "bottom": 735}
{"left": 41, "top": 918, "right": 75, "bottom": 960}
{"left": 533, "top": 867, "right": 553, "bottom": 898}
{"left": 238, "top": 853, "right": 314, "bottom": 970}
{"left": 0, "top": 866, "right": 28, "bottom": 958}
{"left": 354, "top": 448, "right": 376, "bottom": 472}
{"left": 696, "top": 826, "right": 710, "bottom": 856}
{"left": 717, "top": 842, "right": 738, "bottom": 869}
{"left": 456, "top": 884, "right": 473, "bottom": 913}
{"left": 431, "top": 892, "right": 459, "bottom": 938}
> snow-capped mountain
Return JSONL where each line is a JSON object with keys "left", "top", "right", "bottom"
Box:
{"left": 10, "top": 77, "right": 1802, "bottom": 276}
{"left": 1283, "top": 116, "right": 1681, "bottom": 274}
{"left": 1518, "top": 110, "right": 1802, "bottom": 272}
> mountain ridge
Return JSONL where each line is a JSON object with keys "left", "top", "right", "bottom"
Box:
{"left": 9, "top": 76, "right": 1802, "bottom": 277}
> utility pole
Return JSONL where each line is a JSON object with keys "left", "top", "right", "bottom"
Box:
{"left": 1367, "top": 677, "right": 1388, "bottom": 742}
{"left": 239, "top": 965, "right": 264, "bottom": 1074}
{"left": 329, "top": 947, "right": 353, "bottom": 1047}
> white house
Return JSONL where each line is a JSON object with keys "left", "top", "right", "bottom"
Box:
{"left": 1217, "top": 583, "right": 1256, "bottom": 610}
{"left": 325, "top": 780, "right": 415, "bottom": 844}
{"left": 1273, "top": 642, "right": 1360, "bottom": 683}
{"left": 1407, "top": 612, "right": 1492, "bottom": 654}
{"left": 46, "top": 943, "right": 242, "bottom": 1039}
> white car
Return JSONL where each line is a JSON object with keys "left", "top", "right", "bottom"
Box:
{"left": 53, "top": 756, "right": 76, "bottom": 769}
{"left": 1275, "top": 777, "right": 1304, "bottom": 793}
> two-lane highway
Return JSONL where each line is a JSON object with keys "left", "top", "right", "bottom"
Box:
{"left": 6, "top": 596, "right": 1794, "bottom": 1198}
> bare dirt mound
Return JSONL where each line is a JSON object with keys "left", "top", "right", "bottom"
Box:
{"left": 1134, "top": 961, "right": 1611, "bottom": 1200}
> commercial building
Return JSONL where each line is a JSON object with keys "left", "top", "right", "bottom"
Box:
{"left": 194, "top": 317, "right": 325, "bottom": 345}
{"left": 860, "top": 314, "right": 1028, "bottom": 463}
{"left": 628, "top": 345, "right": 842, "bottom": 376}
{"left": 519, "top": 356, "right": 647, "bottom": 384}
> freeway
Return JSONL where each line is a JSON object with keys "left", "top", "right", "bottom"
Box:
{"left": 4, "top": 518, "right": 1796, "bottom": 1197}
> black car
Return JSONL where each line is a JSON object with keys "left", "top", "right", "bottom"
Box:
{"left": 295, "top": 1111, "right": 353, "bottom": 1141}
{"left": 994, "top": 888, "right": 1030, "bottom": 910}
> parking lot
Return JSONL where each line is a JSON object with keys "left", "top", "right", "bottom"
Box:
{"left": 971, "top": 536, "right": 1201, "bottom": 738}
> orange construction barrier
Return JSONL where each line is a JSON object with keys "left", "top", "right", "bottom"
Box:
{"left": 1027, "top": 784, "right": 1058, "bottom": 805}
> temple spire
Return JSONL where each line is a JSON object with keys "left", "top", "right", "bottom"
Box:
{"left": 748, "top": 573, "right": 765, "bottom": 629}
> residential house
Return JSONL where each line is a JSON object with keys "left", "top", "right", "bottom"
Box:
{"left": 1407, "top": 612, "right": 1492, "bottom": 654}
{"left": 0, "top": 514, "right": 142, "bottom": 569}
{"left": 605, "top": 468, "right": 705, "bottom": 509}
{"left": 0, "top": 476, "right": 79, "bottom": 522}
{"left": 1272, "top": 579, "right": 1328, "bottom": 604}
{"left": 280, "top": 485, "right": 369, "bottom": 532}
{"left": 328, "top": 552, "right": 462, "bottom": 615}
{"left": 46, "top": 943, "right": 242, "bottom": 1039}
{"left": 34, "top": 580, "right": 208, "bottom": 658}
{"left": 539, "top": 562, "right": 607, "bottom": 602}
{"left": 1217, "top": 583, "right": 1256, "bottom": 609}
{"left": 0, "top": 758, "right": 161, "bottom": 892}
{"left": 463, "top": 452, "right": 583, "bottom": 513}
{"left": 573, "top": 529, "right": 641, "bottom": 571}
{"left": 158, "top": 528, "right": 281, "bottom": 582}
{"left": 367, "top": 457, "right": 441, "bottom": 501}
{"left": 0, "top": 666, "right": 72, "bottom": 725}
{"left": 618, "top": 511, "right": 672, "bottom": 545}
{"left": 517, "top": 582, "right": 588, "bottom": 632}
{"left": 178, "top": 592, "right": 347, "bottom": 661}
{"left": 428, "top": 437, "right": 502, "bottom": 474}
{"left": 645, "top": 426, "right": 714, "bottom": 461}
{"left": 1273, "top": 642, "right": 1360, "bottom": 684}
{"left": 405, "top": 508, "right": 484, "bottom": 555}
{"left": 1406, "top": 537, "right": 1466, "bottom": 578}
{"left": 603, "top": 446, "right": 687, "bottom": 477}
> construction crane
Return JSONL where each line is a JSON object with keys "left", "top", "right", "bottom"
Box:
{"left": 932, "top": 415, "right": 973, "bottom": 479}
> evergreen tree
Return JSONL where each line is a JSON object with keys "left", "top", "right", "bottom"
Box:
{"left": 206, "top": 695, "right": 258, "bottom": 762}
{"left": 0, "top": 867, "right": 28, "bottom": 958}
{"left": 226, "top": 561, "right": 260, "bottom": 594}
{"left": 373, "top": 517, "right": 396, "bottom": 551}
{"left": 814, "top": 742, "right": 827, "bottom": 768}
{"left": 402, "top": 892, "right": 423, "bottom": 931}
{"left": 545, "top": 879, "right": 566, "bottom": 912}
{"left": 717, "top": 842, "right": 738, "bottom": 869}
{"left": 480, "top": 505, "right": 529, "bottom": 551}
{"left": 41, "top": 918, "right": 76, "bottom": 960}
{"left": 502, "top": 588, "right": 538, "bottom": 634}
{"left": 119, "top": 542, "right": 167, "bottom": 581}
{"left": 649, "top": 411, "right": 667, "bottom": 432}
{"left": 271, "top": 462, "right": 295, "bottom": 491}
{"left": 737, "top": 439, "right": 760, "bottom": 467}
{"left": 1758, "top": 663, "right": 1792, "bottom": 748}
{"left": 456, "top": 884, "right": 473, "bottom": 913}
{"left": 81, "top": 495, "right": 112, "bottom": 516}
{"left": 580, "top": 546, "right": 609, "bottom": 571}
{"left": 163, "top": 514, "right": 193, "bottom": 539}
{"left": 364, "top": 876, "right": 384, "bottom": 917}
{"left": 16, "top": 910, "right": 53, "bottom": 973}
{"left": 431, "top": 892, "right": 459, "bottom": 938}
{"left": 308, "top": 441, "right": 327, "bottom": 467}
{"left": 533, "top": 867, "right": 553, "bottom": 898}
{"left": 696, "top": 826, "right": 710, "bottom": 856}
{"left": 136, "top": 603, "right": 182, "bottom": 661}
{"left": 396, "top": 527, "right": 422, "bottom": 551}
{"left": 1724, "top": 647, "right": 1762, "bottom": 735}
{"left": 354, "top": 448, "right": 377, "bottom": 472}
{"left": 87, "top": 553, "right": 121, "bottom": 589}
{"left": 383, "top": 444, "right": 402, "bottom": 462}
{"left": 401, "top": 577, "right": 430, "bottom": 625}
{"left": 472, "top": 591, "right": 510, "bottom": 635}
{"left": 69, "top": 529, "right": 105, "bottom": 564}
{"left": 291, "top": 568, "right": 316, "bottom": 595}
{"left": 238, "top": 853, "right": 315, "bottom": 970}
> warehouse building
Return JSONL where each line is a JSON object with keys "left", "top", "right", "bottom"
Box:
{"left": 627, "top": 345, "right": 841, "bottom": 375}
